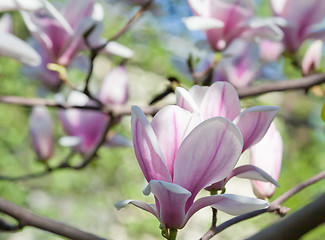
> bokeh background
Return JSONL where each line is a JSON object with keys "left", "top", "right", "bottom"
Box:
{"left": 0, "top": 0, "right": 325, "bottom": 239}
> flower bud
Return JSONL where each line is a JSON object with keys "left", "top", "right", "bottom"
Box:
{"left": 29, "top": 106, "right": 54, "bottom": 161}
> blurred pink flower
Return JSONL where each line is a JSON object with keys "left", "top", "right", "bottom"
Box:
{"left": 58, "top": 91, "right": 109, "bottom": 155}
{"left": 59, "top": 71, "right": 130, "bottom": 154}
{"left": 0, "top": 11, "right": 40, "bottom": 66}
{"left": 29, "top": 106, "right": 54, "bottom": 161}
{"left": 99, "top": 66, "right": 129, "bottom": 105}
{"left": 271, "top": 0, "right": 325, "bottom": 53}
{"left": 213, "top": 40, "right": 261, "bottom": 88}
{"left": 302, "top": 40, "right": 323, "bottom": 76}
{"left": 0, "top": 0, "right": 44, "bottom": 12}
{"left": 259, "top": 39, "right": 284, "bottom": 62}
{"left": 115, "top": 105, "right": 268, "bottom": 230}
{"left": 21, "top": 0, "right": 133, "bottom": 90}
{"left": 184, "top": 0, "right": 283, "bottom": 51}
{"left": 250, "top": 123, "right": 283, "bottom": 199}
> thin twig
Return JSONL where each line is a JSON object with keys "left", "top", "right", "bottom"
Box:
{"left": 96, "top": 0, "right": 154, "bottom": 51}
{"left": 268, "top": 170, "right": 325, "bottom": 212}
{"left": 0, "top": 95, "right": 161, "bottom": 116}
{"left": 200, "top": 169, "right": 325, "bottom": 240}
{"left": 0, "top": 115, "right": 115, "bottom": 181}
{"left": 81, "top": 0, "right": 153, "bottom": 95}
{"left": 0, "top": 198, "right": 107, "bottom": 240}
{"left": 0, "top": 152, "right": 75, "bottom": 181}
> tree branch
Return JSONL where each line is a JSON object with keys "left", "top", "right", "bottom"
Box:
{"left": 268, "top": 170, "right": 325, "bottom": 212}
{"left": 2, "top": 72, "right": 325, "bottom": 118}
{"left": 0, "top": 95, "right": 161, "bottom": 116}
{"left": 0, "top": 198, "right": 107, "bottom": 240}
{"left": 237, "top": 72, "right": 325, "bottom": 98}
{"left": 200, "top": 170, "right": 325, "bottom": 240}
{"left": 97, "top": 0, "right": 153, "bottom": 50}
{"left": 247, "top": 193, "right": 325, "bottom": 240}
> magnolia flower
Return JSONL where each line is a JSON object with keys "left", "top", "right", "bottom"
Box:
{"left": 22, "top": 0, "right": 133, "bottom": 90}
{"left": 184, "top": 0, "right": 283, "bottom": 51}
{"left": 115, "top": 106, "right": 269, "bottom": 231}
{"left": 99, "top": 66, "right": 129, "bottom": 105}
{"left": 213, "top": 39, "right": 262, "bottom": 88}
{"left": 302, "top": 40, "right": 323, "bottom": 76}
{"left": 59, "top": 81, "right": 130, "bottom": 154}
{"left": 20, "top": 0, "right": 98, "bottom": 89}
{"left": 176, "top": 82, "right": 281, "bottom": 193}
{"left": 58, "top": 91, "right": 109, "bottom": 155}
{"left": 176, "top": 82, "right": 279, "bottom": 152}
{"left": 271, "top": 0, "right": 325, "bottom": 53}
{"left": 0, "top": 11, "right": 40, "bottom": 66}
{"left": 0, "top": 0, "right": 44, "bottom": 12}
{"left": 29, "top": 106, "right": 54, "bottom": 161}
{"left": 250, "top": 123, "right": 283, "bottom": 199}
{"left": 259, "top": 39, "right": 284, "bottom": 62}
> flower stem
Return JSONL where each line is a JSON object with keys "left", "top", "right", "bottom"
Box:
{"left": 169, "top": 229, "right": 178, "bottom": 240}
{"left": 161, "top": 228, "right": 178, "bottom": 240}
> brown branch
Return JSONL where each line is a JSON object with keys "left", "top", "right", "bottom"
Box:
{"left": 247, "top": 193, "right": 325, "bottom": 240}
{"left": 238, "top": 72, "right": 325, "bottom": 98}
{"left": 81, "top": 0, "right": 153, "bottom": 95}
{"left": 200, "top": 209, "right": 268, "bottom": 240}
{"left": 0, "top": 95, "right": 161, "bottom": 116}
{"left": 268, "top": 170, "right": 325, "bottom": 212}
{"left": 0, "top": 198, "right": 107, "bottom": 240}
{"left": 200, "top": 169, "right": 325, "bottom": 240}
{"left": 188, "top": 56, "right": 217, "bottom": 85}
{"left": 2, "top": 72, "right": 325, "bottom": 118}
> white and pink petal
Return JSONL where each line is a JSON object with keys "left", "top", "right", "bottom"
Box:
{"left": 148, "top": 180, "right": 191, "bottom": 229}
{"left": 182, "top": 194, "right": 269, "bottom": 228}
{"left": 173, "top": 117, "right": 243, "bottom": 203}
{"left": 151, "top": 106, "right": 192, "bottom": 176}
{"left": 131, "top": 106, "right": 172, "bottom": 183}
{"left": 200, "top": 82, "right": 241, "bottom": 121}
{"left": 250, "top": 123, "right": 283, "bottom": 199}
{"left": 234, "top": 106, "right": 279, "bottom": 152}
{"left": 229, "top": 165, "right": 280, "bottom": 187}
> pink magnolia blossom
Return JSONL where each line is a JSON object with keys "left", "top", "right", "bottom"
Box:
{"left": 59, "top": 66, "right": 130, "bottom": 154}
{"left": 184, "top": 0, "right": 283, "bottom": 51}
{"left": 176, "top": 82, "right": 279, "bottom": 152}
{"left": 259, "top": 39, "right": 284, "bottom": 62}
{"left": 29, "top": 106, "right": 54, "bottom": 161}
{"left": 115, "top": 106, "right": 269, "bottom": 230}
{"left": 302, "top": 40, "right": 323, "bottom": 76}
{"left": 58, "top": 91, "right": 109, "bottom": 155}
{"left": 213, "top": 40, "right": 262, "bottom": 88}
{"left": 99, "top": 66, "right": 129, "bottom": 105}
{"left": 250, "top": 123, "right": 283, "bottom": 199}
{"left": 176, "top": 82, "right": 281, "bottom": 192}
{"left": 0, "top": 0, "right": 44, "bottom": 12}
{"left": 0, "top": 11, "right": 40, "bottom": 66}
{"left": 271, "top": 0, "right": 325, "bottom": 53}
{"left": 21, "top": 0, "right": 133, "bottom": 90}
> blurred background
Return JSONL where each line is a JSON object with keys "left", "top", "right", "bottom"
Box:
{"left": 0, "top": 0, "right": 325, "bottom": 239}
